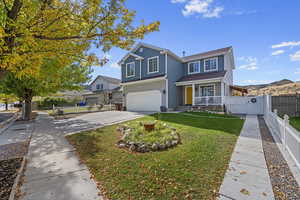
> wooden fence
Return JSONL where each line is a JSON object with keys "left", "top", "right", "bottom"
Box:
{"left": 272, "top": 95, "right": 300, "bottom": 117}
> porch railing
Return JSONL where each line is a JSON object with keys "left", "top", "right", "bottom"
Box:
{"left": 194, "top": 96, "right": 223, "bottom": 106}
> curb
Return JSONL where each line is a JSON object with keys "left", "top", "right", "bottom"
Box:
{"left": 0, "top": 112, "right": 20, "bottom": 135}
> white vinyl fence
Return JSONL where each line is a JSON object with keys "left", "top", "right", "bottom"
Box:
{"left": 225, "top": 96, "right": 265, "bottom": 115}
{"left": 264, "top": 108, "right": 300, "bottom": 170}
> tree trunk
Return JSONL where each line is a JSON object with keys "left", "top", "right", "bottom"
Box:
{"left": 23, "top": 97, "right": 32, "bottom": 121}
{"left": 5, "top": 100, "right": 8, "bottom": 110}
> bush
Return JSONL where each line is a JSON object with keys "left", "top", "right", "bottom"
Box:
{"left": 37, "top": 97, "right": 77, "bottom": 109}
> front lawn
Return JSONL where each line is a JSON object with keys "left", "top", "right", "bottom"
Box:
{"left": 67, "top": 112, "right": 244, "bottom": 200}
{"left": 290, "top": 117, "right": 300, "bottom": 132}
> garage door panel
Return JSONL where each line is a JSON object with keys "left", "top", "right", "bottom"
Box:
{"left": 126, "top": 90, "right": 161, "bottom": 112}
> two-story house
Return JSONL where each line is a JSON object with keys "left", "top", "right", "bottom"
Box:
{"left": 118, "top": 43, "right": 235, "bottom": 112}
{"left": 83, "top": 75, "right": 122, "bottom": 105}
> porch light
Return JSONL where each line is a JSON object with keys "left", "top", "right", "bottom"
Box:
{"left": 162, "top": 89, "right": 166, "bottom": 94}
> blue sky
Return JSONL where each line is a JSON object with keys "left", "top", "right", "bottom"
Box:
{"left": 90, "top": 0, "right": 300, "bottom": 85}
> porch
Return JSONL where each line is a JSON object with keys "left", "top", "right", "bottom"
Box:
{"left": 177, "top": 81, "right": 226, "bottom": 106}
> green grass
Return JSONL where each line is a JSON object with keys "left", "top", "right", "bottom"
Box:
{"left": 290, "top": 117, "right": 300, "bottom": 132}
{"left": 67, "top": 112, "right": 244, "bottom": 200}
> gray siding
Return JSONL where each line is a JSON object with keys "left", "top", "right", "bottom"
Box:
{"left": 121, "top": 46, "right": 166, "bottom": 83}
{"left": 167, "top": 55, "right": 184, "bottom": 109}
{"left": 121, "top": 55, "right": 141, "bottom": 82}
{"left": 183, "top": 55, "right": 225, "bottom": 76}
{"left": 123, "top": 80, "right": 166, "bottom": 107}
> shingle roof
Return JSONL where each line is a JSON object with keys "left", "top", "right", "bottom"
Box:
{"left": 182, "top": 47, "right": 232, "bottom": 62}
{"left": 90, "top": 75, "right": 121, "bottom": 86}
{"left": 177, "top": 71, "right": 226, "bottom": 82}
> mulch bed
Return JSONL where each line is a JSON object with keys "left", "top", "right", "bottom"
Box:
{"left": 0, "top": 141, "right": 29, "bottom": 200}
{"left": 0, "top": 158, "right": 23, "bottom": 200}
{"left": 258, "top": 117, "right": 300, "bottom": 200}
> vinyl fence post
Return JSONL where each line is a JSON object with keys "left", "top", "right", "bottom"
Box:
{"left": 283, "top": 114, "right": 289, "bottom": 150}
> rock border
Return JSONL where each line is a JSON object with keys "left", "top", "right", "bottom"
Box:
{"left": 116, "top": 124, "right": 181, "bottom": 153}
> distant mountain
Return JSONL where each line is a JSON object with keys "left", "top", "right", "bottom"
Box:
{"left": 237, "top": 79, "right": 300, "bottom": 96}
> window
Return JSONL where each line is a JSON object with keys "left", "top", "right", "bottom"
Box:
{"left": 188, "top": 61, "right": 200, "bottom": 74}
{"left": 200, "top": 85, "right": 215, "bottom": 96}
{"left": 126, "top": 62, "right": 135, "bottom": 77}
{"left": 148, "top": 56, "right": 159, "bottom": 73}
{"left": 204, "top": 57, "right": 218, "bottom": 72}
{"left": 96, "top": 84, "right": 104, "bottom": 90}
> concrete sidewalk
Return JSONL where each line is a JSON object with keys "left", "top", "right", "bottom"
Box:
{"left": 218, "top": 115, "right": 275, "bottom": 200}
{"left": 19, "top": 113, "right": 101, "bottom": 200}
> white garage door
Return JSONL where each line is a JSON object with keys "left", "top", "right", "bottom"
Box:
{"left": 126, "top": 90, "right": 161, "bottom": 112}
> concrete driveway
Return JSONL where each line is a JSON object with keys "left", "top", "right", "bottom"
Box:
{"left": 19, "top": 111, "right": 151, "bottom": 200}
{"left": 55, "top": 111, "right": 153, "bottom": 135}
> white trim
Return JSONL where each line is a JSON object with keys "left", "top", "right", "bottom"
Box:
{"left": 118, "top": 53, "right": 143, "bottom": 65}
{"left": 120, "top": 76, "right": 166, "bottom": 86}
{"left": 188, "top": 61, "right": 201, "bottom": 74}
{"left": 204, "top": 57, "right": 218, "bottom": 72}
{"left": 192, "top": 84, "right": 195, "bottom": 105}
{"left": 147, "top": 56, "right": 159, "bottom": 74}
{"left": 165, "top": 53, "right": 168, "bottom": 108}
{"left": 185, "top": 86, "right": 193, "bottom": 105}
{"left": 139, "top": 60, "right": 142, "bottom": 80}
{"left": 199, "top": 84, "right": 216, "bottom": 97}
{"left": 175, "top": 77, "right": 223, "bottom": 86}
{"left": 125, "top": 62, "right": 135, "bottom": 78}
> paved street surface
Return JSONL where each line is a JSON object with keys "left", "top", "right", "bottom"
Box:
{"left": 218, "top": 115, "right": 275, "bottom": 200}
{"left": 19, "top": 111, "right": 146, "bottom": 200}
{"left": 0, "top": 112, "right": 13, "bottom": 123}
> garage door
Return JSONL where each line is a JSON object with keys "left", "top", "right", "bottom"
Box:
{"left": 126, "top": 90, "right": 161, "bottom": 112}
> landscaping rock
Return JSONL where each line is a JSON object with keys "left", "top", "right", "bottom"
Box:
{"left": 151, "top": 143, "right": 159, "bottom": 151}
{"left": 129, "top": 144, "right": 137, "bottom": 152}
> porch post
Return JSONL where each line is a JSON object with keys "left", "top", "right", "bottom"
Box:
{"left": 221, "top": 82, "right": 225, "bottom": 105}
{"left": 192, "top": 83, "right": 195, "bottom": 106}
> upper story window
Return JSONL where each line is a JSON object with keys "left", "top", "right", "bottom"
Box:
{"left": 188, "top": 61, "right": 200, "bottom": 74}
{"left": 126, "top": 62, "right": 135, "bottom": 77}
{"left": 96, "top": 84, "right": 104, "bottom": 90}
{"left": 148, "top": 56, "right": 159, "bottom": 73}
{"left": 204, "top": 57, "right": 218, "bottom": 72}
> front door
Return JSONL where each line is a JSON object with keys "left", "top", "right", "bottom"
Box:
{"left": 186, "top": 87, "right": 193, "bottom": 105}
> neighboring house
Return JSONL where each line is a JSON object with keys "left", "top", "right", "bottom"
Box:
{"left": 118, "top": 43, "right": 236, "bottom": 112}
{"left": 83, "top": 75, "right": 122, "bottom": 105}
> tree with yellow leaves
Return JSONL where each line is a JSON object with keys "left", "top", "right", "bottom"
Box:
{"left": 0, "top": 0, "right": 160, "bottom": 77}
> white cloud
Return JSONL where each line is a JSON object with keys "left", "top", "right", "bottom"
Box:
{"left": 242, "top": 80, "right": 271, "bottom": 85}
{"left": 271, "top": 41, "right": 300, "bottom": 49}
{"left": 239, "top": 63, "right": 258, "bottom": 70}
{"left": 295, "top": 68, "right": 300, "bottom": 74}
{"left": 271, "top": 50, "right": 285, "bottom": 56}
{"left": 290, "top": 51, "right": 300, "bottom": 61}
{"left": 238, "top": 56, "right": 258, "bottom": 70}
{"left": 110, "top": 62, "right": 120, "bottom": 68}
{"left": 171, "top": 0, "right": 187, "bottom": 3}
{"left": 172, "top": 0, "right": 224, "bottom": 18}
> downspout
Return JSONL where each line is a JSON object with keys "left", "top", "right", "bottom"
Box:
{"left": 165, "top": 52, "right": 169, "bottom": 109}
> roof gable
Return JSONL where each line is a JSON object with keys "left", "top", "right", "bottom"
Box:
{"left": 90, "top": 75, "right": 120, "bottom": 86}
{"left": 182, "top": 47, "right": 233, "bottom": 62}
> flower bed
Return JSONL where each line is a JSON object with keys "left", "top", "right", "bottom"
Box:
{"left": 116, "top": 121, "right": 181, "bottom": 153}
